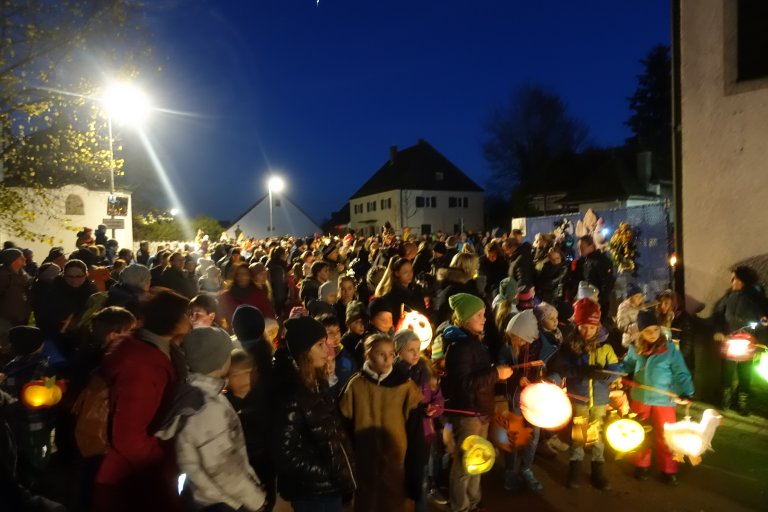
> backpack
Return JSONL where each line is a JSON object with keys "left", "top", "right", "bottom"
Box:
{"left": 71, "top": 372, "right": 110, "bottom": 457}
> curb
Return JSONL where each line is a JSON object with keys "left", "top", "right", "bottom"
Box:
{"left": 689, "top": 401, "right": 768, "bottom": 437}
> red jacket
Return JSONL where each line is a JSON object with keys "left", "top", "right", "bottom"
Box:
{"left": 219, "top": 285, "right": 276, "bottom": 330}
{"left": 93, "top": 333, "right": 180, "bottom": 512}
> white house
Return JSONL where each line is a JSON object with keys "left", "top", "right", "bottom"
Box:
{"left": 226, "top": 194, "right": 321, "bottom": 239}
{"left": 0, "top": 184, "right": 133, "bottom": 259}
{"left": 349, "top": 140, "right": 484, "bottom": 237}
{"left": 679, "top": 0, "right": 768, "bottom": 314}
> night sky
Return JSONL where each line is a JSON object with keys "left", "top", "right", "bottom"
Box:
{"left": 131, "top": 0, "right": 671, "bottom": 225}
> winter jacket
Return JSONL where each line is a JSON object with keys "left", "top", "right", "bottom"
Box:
{"left": 617, "top": 298, "right": 641, "bottom": 348}
{"left": 271, "top": 367, "right": 356, "bottom": 503}
{"left": 298, "top": 277, "right": 321, "bottom": 307}
{"left": 622, "top": 341, "right": 694, "bottom": 406}
{"left": 566, "top": 251, "right": 615, "bottom": 312}
{"left": 159, "top": 374, "right": 266, "bottom": 512}
{"left": 508, "top": 242, "right": 535, "bottom": 288}
{"left": 160, "top": 267, "right": 197, "bottom": 299}
{"left": 434, "top": 268, "right": 481, "bottom": 325}
{"left": 396, "top": 358, "right": 444, "bottom": 443}
{"left": 267, "top": 258, "right": 288, "bottom": 310}
{"left": 535, "top": 260, "right": 568, "bottom": 303}
{"left": 441, "top": 326, "right": 499, "bottom": 416}
{"left": 712, "top": 286, "right": 768, "bottom": 333}
{"left": 478, "top": 255, "right": 508, "bottom": 297}
{"left": 498, "top": 334, "right": 559, "bottom": 412}
{"left": 0, "top": 266, "right": 30, "bottom": 326}
{"left": 548, "top": 333, "right": 620, "bottom": 407}
{"left": 381, "top": 282, "right": 427, "bottom": 328}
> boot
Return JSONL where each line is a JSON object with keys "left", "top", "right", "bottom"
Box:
{"left": 567, "top": 461, "right": 581, "bottom": 489}
{"left": 734, "top": 392, "right": 751, "bottom": 416}
{"left": 720, "top": 388, "right": 733, "bottom": 410}
{"left": 590, "top": 462, "right": 611, "bottom": 491}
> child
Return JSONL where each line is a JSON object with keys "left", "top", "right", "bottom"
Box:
{"left": 167, "top": 327, "right": 266, "bottom": 511}
{"left": 340, "top": 333, "right": 424, "bottom": 512}
{"left": 549, "top": 298, "right": 619, "bottom": 490}
{"left": 188, "top": 294, "right": 220, "bottom": 328}
{"left": 315, "top": 313, "right": 347, "bottom": 394}
{"left": 622, "top": 310, "right": 694, "bottom": 486}
{"left": 394, "top": 329, "right": 445, "bottom": 512}
{"left": 617, "top": 283, "right": 644, "bottom": 348}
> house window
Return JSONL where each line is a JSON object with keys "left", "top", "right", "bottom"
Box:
{"left": 430, "top": 196, "right": 436, "bottom": 207}
{"left": 738, "top": 1, "right": 768, "bottom": 81}
{"left": 416, "top": 196, "right": 437, "bottom": 208}
{"left": 387, "top": 198, "right": 392, "bottom": 209}
{"left": 65, "top": 194, "right": 85, "bottom": 215}
{"left": 463, "top": 197, "right": 468, "bottom": 208}
{"left": 415, "top": 197, "right": 425, "bottom": 208}
{"left": 448, "top": 197, "right": 457, "bottom": 208}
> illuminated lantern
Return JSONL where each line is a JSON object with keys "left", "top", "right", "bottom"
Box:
{"left": 490, "top": 410, "right": 532, "bottom": 452}
{"left": 606, "top": 418, "right": 646, "bottom": 453}
{"left": 663, "top": 409, "right": 722, "bottom": 465}
{"left": 721, "top": 332, "right": 757, "bottom": 362}
{"left": 397, "top": 311, "right": 433, "bottom": 351}
{"left": 22, "top": 377, "right": 66, "bottom": 409}
{"left": 756, "top": 353, "right": 768, "bottom": 382}
{"left": 520, "top": 382, "right": 572, "bottom": 430}
{"left": 461, "top": 435, "right": 495, "bottom": 475}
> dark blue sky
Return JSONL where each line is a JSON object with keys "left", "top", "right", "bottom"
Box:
{"left": 134, "top": 0, "right": 670, "bottom": 224}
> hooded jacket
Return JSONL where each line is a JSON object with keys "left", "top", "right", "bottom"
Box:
{"left": 441, "top": 325, "right": 498, "bottom": 416}
{"left": 622, "top": 340, "right": 694, "bottom": 406}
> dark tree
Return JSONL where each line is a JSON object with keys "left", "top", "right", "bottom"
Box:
{"left": 483, "top": 84, "right": 589, "bottom": 198}
{"left": 625, "top": 44, "right": 672, "bottom": 180}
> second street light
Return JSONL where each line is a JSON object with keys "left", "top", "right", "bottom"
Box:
{"left": 267, "top": 175, "right": 285, "bottom": 234}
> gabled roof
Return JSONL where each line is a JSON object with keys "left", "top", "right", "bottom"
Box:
{"left": 227, "top": 194, "right": 321, "bottom": 238}
{"left": 350, "top": 139, "right": 483, "bottom": 199}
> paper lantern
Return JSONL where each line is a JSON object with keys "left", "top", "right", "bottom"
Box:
{"left": 520, "top": 382, "right": 572, "bottom": 430}
{"left": 461, "top": 435, "right": 495, "bottom": 475}
{"left": 606, "top": 418, "right": 645, "bottom": 453}
{"left": 22, "top": 377, "right": 66, "bottom": 409}
{"left": 756, "top": 353, "right": 768, "bottom": 381}
{"left": 397, "top": 311, "right": 433, "bottom": 351}
{"left": 490, "top": 410, "right": 532, "bottom": 452}
{"left": 721, "top": 333, "right": 757, "bottom": 362}
{"left": 663, "top": 409, "right": 722, "bottom": 465}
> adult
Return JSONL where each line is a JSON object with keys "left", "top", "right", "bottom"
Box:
{"left": 535, "top": 247, "right": 568, "bottom": 304}
{"left": 93, "top": 290, "right": 192, "bottom": 512}
{"left": 376, "top": 257, "right": 427, "bottom": 328}
{"left": 267, "top": 246, "right": 289, "bottom": 316}
{"left": 565, "top": 235, "right": 615, "bottom": 317}
{"left": 135, "top": 240, "right": 151, "bottom": 266}
{"left": 219, "top": 262, "right": 275, "bottom": 332}
{"left": 160, "top": 252, "right": 197, "bottom": 299}
{"left": 434, "top": 252, "right": 482, "bottom": 326}
{"left": 0, "top": 248, "right": 31, "bottom": 330}
{"left": 503, "top": 238, "right": 535, "bottom": 290}
{"left": 478, "top": 240, "right": 507, "bottom": 299}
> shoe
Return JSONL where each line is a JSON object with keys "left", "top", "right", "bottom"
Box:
{"left": 661, "top": 473, "right": 678, "bottom": 486}
{"left": 590, "top": 462, "right": 612, "bottom": 491}
{"left": 547, "top": 436, "right": 570, "bottom": 452}
{"left": 503, "top": 471, "right": 522, "bottom": 492}
{"left": 634, "top": 466, "right": 649, "bottom": 481}
{"left": 520, "top": 468, "right": 544, "bottom": 493}
{"left": 734, "top": 392, "right": 751, "bottom": 416}
{"left": 427, "top": 488, "right": 448, "bottom": 506}
{"left": 567, "top": 461, "right": 581, "bottom": 489}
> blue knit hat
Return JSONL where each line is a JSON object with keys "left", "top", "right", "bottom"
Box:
{"left": 636, "top": 309, "right": 658, "bottom": 331}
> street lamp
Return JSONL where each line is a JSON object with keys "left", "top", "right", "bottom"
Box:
{"left": 267, "top": 175, "right": 285, "bottom": 235}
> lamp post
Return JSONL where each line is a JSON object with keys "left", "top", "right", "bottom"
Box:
{"left": 267, "top": 175, "right": 285, "bottom": 235}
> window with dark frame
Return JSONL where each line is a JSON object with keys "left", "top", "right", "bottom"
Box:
{"left": 737, "top": 1, "right": 768, "bottom": 82}
{"left": 416, "top": 197, "right": 425, "bottom": 208}
{"left": 449, "top": 197, "right": 457, "bottom": 208}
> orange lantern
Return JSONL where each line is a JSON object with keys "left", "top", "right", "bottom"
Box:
{"left": 22, "top": 377, "right": 66, "bottom": 409}
{"left": 519, "top": 382, "right": 572, "bottom": 430}
{"left": 397, "top": 311, "right": 433, "bottom": 351}
{"left": 490, "top": 410, "right": 532, "bottom": 452}
{"left": 721, "top": 332, "right": 757, "bottom": 362}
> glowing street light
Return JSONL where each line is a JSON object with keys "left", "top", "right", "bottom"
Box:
{"left": 170, "top": 208, "right": 180, "bottom": 217}
{"left": 267, "top": 175, "right": 285, "bottom": 234}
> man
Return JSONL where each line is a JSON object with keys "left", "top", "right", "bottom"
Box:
{"left": 566, "top": 235, "right": 615, "bottom": 318}
{"left": 136, "top": 241, "right": 151, "bottom": 266}
{"left": 503, "top": 238, "right": 535, "bottom": 289}
{"left": 161, "top": 252, "right": 197, "bottom": 299}
{"left": 0, "top": 248, "right": 31, "bottom": 329}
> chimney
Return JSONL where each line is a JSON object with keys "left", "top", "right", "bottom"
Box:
{"left": 636, "top": 151, "right": 652, "bottom": 191}
{"left": 389, "top": 145, "right": 397, "bottom": 166}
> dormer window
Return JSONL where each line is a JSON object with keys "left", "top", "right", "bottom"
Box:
{"left": 435, "top": 171, "right": 444, "bottom": 181}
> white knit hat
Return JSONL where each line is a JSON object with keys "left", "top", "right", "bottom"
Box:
{"left": 505, "top": 309, "right": 539, "bottom": 344}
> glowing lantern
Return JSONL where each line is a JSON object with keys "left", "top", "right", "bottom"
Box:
{"left": 606, "top": 418, "right": 646, "bottom": 453}
{"left": 520, "top": 382, "right": 572, "bottom": 430}
{"left": 663, "top": 409, "right": 722, "bottom": 466}
{"left": 721, "top": 333, "right": 757, "bottom": 362}
{"left": 397, "top": 311, "right": 433, "bottom": 351}
{"left": 756, "top": 353, "right": 768, "bottom": 382}
{"left": 490, "top": 410, "right": 532, "bottom": 452}
{"left": 22, "top": 377, "right": 66, "bottom": 409}
{"left": 461, "top": 435, "right": 495, "bottom": 475}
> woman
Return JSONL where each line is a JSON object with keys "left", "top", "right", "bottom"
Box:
{"left": 335, "top": 276, "right": 358, "bottom": 333}
{"left": 535, "top": 247, "right": 568, "bottom": 304}
{"left": 249, "top": 262, "right": 276, "bottom": 318}
{"left": 272, "top": 316, "right": 356, "bottom": 511}
{"left": 219, "top": 262, "right": 275, "bottom": 332}
{"left": 478, "top": 240, "right": 507, "bottom": 299}
{"left": 376, "top": 257, "right": 427, "bottom": 328}
{"left": 267, "top": 246, "right": 289, "bottom": 316}
{"left": 434, "top": 252, "right": 482, "bottom": 325}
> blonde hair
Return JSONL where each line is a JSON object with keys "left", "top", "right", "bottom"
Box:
{"left": 450, "top": 252, "right": 479, "bottom": 278}
{"left": 374, "top": 257, "right": 411, "bottom": 297}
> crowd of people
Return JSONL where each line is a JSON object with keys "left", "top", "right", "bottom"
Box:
{"left": 0, "top": 222, "right": 764, "bottom": 512}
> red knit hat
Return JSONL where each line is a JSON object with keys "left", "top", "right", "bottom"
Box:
{"left": 573, "top": 298, "right": 601, "bottom": 326}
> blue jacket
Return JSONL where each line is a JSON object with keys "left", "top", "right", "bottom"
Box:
{"left": 622, "top": 341, "right": 694, "bottom": 406}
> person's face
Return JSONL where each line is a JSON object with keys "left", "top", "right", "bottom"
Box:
{"left": 629, "top": 293, "right": 644, "bottom": 308}
{"left": 54, "top": 255, "right": 67, "bottom": 268}
{"left": 463, "top": 308, "right": 486, "bottom": 336}
{"left": 578, "top": 324, "right": 599, "bottom": 341}
{"left": 231, "top": 252, "right": 241, "bottom": 263}
{"left": 487, "top": 251, "right": 497, "bottom": 263}
{"left": 10, "top": 256, "right": 25, "bottom": 272}
{"left": 170, "top": 255, "right": 184, "bottom": 270}
{"left": 578, "top": 241, "right": 595, "bottom": 257}
{"left": 252, "top": 268, "right": 268, "bottom": 284}
{"left": 227, "top": 365, "right": 252, "bottom": 398}
{"left": 399, "top": 339, "right": 421, "bottom": 367}
{"left": 642, "top": 325, "right": 661, "bottom": 344}
{"left": 348, "top": 318, "right": 366, "bottom": 335}
{"left": 372, "top": 312, "right": 393, "bottom": 334}
{"left": 324, "top": 291, "right": 338, "bottom": 304}
{"left": 235, "top": 268, "right": 252, "bottom": 287}
{"left": 325, "top": 325, "right": 341, "bottom": 349}
{"left": 540, "top": 314, "right": 559, "bottom": 332}
{"left": 394, "top": 262, "right": 414, "bottom": 287}
{"left": 340, "top": 280, "right": 356, "bottom": 302}
{"left": 730, "top": 273, "right": 744, "bottom": 292}
{"left": 547, "top": 251, "right": 562, "bottom": 265}
{"left": 367, "top": 341, "right": 395, "bottom": 375}
{"left": 659, "top": 297, "right": 673, "bottom": 315}
{"left": 318, "top": 266, "right": 330, "bottom": 283}
{"left": 63, "top": 266, "right": 88, "bottom": 288}
{"left": 189, "top": 306, "right": 215, "bottom": 328}
{"left": 309, "top": 338, "right": 329, "bottom": 368}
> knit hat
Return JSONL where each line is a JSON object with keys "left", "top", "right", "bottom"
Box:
{"left": 345, "top": 300, "right": 369, "bottom": 324}
{"left": 576, "top": 281, "right": 599, "bottom": 301}
{"left": 368, "top": 297, "right": 394, "bottom": 319}
{"left": 636, "top": 309, "right": 658, "bottom": 331}
{"left": 433, "top": 242, "right": 447, "bottom": 255}
{"left": 231, "top": 305, "right": 265, "bottom": 341}
{"left": 626, "top": 282, "right": 643, "bottom": 299}
{"left": 0, "top": 248, "right": 23, "bottom": 267}
{"left": 534, "top": 302, "right": 558, "bottom": 323}
{"left": 498, "top": 277, "right": 518, "bottom": 303}
{"left": 8, "top": 326, "right": 43, "bottom": 355}
{"left": 183, "top": 327, "right": 233, "bottom": 374}
{"left": 516, "top": 286, "right": 536, "bottom": 311}
{"left": 505, "top": 309, "right": 539, "bottom": 344}
{"left": 573, "top": 298, "right": 601, "bottom": 326}
{"left": 322, "top": 241, "right": 338, "bottom": 259}
{"left": 393, "top": 329, "right": 419, "bottom": 353}
{"left": 448, "top": 293, "right": 485, "bottom": 323}
{"left": 318, "top": 281, "right": 338, "bottom": 300}
{"left": 284, "top": 316, "right": 327, "bottom": 359}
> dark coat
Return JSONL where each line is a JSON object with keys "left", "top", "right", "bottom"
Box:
{"left": 159, "top": 267, "right": 197, "bottom": 299}
{"left": 434, "top": 268, "right": 481, "bottom": 325}
{"left": 441, "top": 326, "right": 498, "bottom": 416}
{"left": 535, "top": 260, "right": 568, "bottom": 303}
{"left": 566, "top": 251, "right": 615, "bottom": 312}
{"left": 381, "top": 283, "right": 427, "bottom": 328}
{"left": 0, "top": 266, "right": 30, "bottom": 326}
{"left": 478, "top": 255, "right": 507, "bottom": 297}
{"left": 508, "top": 242, "right": 535, "bottom": 288}
{"left": 267, "top": 258, "right": 288, "bottom": 312}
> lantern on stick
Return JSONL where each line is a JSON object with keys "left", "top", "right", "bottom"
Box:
{"left": 663, "top": 409, "right": 722, "bottom": 465}
{"left": 490, "top": 410, "right": 532, "bottom": 452}
{"left": 22, "top": 377, "right": 66, "bottom": 409}
{"left": 605, "top": 417, "right": 646, "bottom": 453}
{"left": 519, "top": 382, "right": 572, "bottom": 430}
{"left": 397, "top": 311, "right": 433, "bottom": 351}
{"left": 461, "top": 435, "right": 495, "bottom": 475}
{"left": 721, "top": 332, "right": 757, "bottom": 362}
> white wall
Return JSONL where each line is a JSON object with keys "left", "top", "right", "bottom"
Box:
{"left": 681, "top": 1, "right": 768, "bottom": 313}
{"left": 0, "top": 184, "right": 133, "bottom": 260}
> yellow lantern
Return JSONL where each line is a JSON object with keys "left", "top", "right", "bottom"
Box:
{"left": 461, "top": 435, "right": 495, "bottom": 475}
{"left": 397, "top": 311, "right": 433, "bottom": 351}
{"left": 22, "top": 377, "right": 66, "bottom": 409}
{"left": 520, "top": 382, "right": 572, "bottom": 430}
{"left": 606, "top": 418, "right": 646, "bottom": 453}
